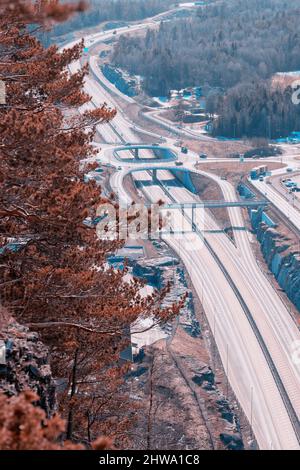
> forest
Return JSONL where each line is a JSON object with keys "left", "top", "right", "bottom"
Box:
{"left": 112, "top": 0, "right": 300, "bottom": 96}
{"left": 210, "top": 81, "right": 300, "bottom": 139}
{"left": 112, "top": 0, "right": 300, "bottom": 137}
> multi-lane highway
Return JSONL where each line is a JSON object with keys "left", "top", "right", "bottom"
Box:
{"left": 64, "top": 7, "right": 300, "bottom": 450}
{"left": 251, "top": 175, "right": 300, "bottom": 231}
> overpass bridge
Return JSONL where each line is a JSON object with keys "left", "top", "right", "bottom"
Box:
{"left": 118, "top": 166, "right": 270, "bottom": 212}
{"left": 128, "top": 165, "right": 196, "bottom": 193}
{"left": 163, "top": 200, "right": 270, "bottom": 209}
{"left": 155, "top": 200, "right": 269, "bottom": 234}
{"left": 114, "top": 145, "right": 177, "bottom": 163}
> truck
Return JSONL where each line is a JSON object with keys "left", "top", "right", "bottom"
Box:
{"left": 250, "top": 165, "right": 268, "bottom": 180}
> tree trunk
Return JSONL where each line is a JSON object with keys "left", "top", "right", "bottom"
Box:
{"left": 66, "top": 348, "right": 79, "bottom": 440}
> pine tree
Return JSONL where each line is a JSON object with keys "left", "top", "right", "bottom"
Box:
{"left": 0, "top": 0, "right": 182, "bottom": 445}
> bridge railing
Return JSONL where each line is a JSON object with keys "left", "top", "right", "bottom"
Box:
{"left": 158, "top": 200, "right": 269, "bottom": 209}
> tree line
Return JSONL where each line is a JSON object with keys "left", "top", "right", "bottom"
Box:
{"left": 210, "top": 81, "right": 300, "bottom": 139}
{"left": 113, "top": 0, "right": 300, "bottom": 95}
{"left": 112, "top": 0, "right": 300, "bottom": 137}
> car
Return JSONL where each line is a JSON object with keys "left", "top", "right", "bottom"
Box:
{"left": 287, "top": 167, "right": 293, "bottom": 172}
{"left": 199, "top": 153, "right": 208, "bottom": 159}
{"left": 221, "top": 176, "right": 227, "bottom": 180}
{"left": 259, "top": 176, "right": 264, "bottom": 181}
{"left": 117, "top": 166, "right": 122, "bottom": 170}
{"left": 175, "top": 161, "right": 183, "bottom": 166}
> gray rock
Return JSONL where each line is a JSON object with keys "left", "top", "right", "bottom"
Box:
{"left": 252, "top": 215, "right": 300, "bottom": 310}
{"left": 220, "top": 433, "right": 244, "bottom": 450}
{"left": 192, "top": 365, "right": 215, "bottom": 386}
{"left": 0, "top": 322, "right": 56, "bottom": 417}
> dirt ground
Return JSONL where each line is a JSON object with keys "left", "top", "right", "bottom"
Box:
{"left": 183, "top": 139, "right": 252, "bottom": 159}
{"left": 130, "top": 324, "right": 249, "bottom": 450}
{"left": 130, "top": 337, "right": 216, "bottom": 450}
{"left": 197, "top": 161, "right": 285, "bottom": 184}
{"left": 190, "top": 173, "right": 232, "bottom": 231}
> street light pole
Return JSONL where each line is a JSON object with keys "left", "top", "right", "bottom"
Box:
{"left": 250, "top": 386, "right": 254, "bottom": 440}
{"left": 226, "top": 343, "right": 229, "bottom": 399}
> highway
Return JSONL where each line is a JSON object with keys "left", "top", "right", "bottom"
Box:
{"left": 111, "top": 162, "right": 300, "bottom": 449}
{"left": 64, "top": 6, "right": 300, "bottom": 450}
{"left": 251, "top": 177, "right": 300, "bottom": 231}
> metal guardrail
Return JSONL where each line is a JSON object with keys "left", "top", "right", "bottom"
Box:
{"left": 248, "top": 180, "right": 300, "bottom": 237}
{"left": 163, "top": 200, "right": 270, "bottom": 209}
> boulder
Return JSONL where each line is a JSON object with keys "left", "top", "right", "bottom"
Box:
{"left": 0, "top": 322, "right": 56, "bottom": 417}
{"left": 220, "top": 433, "right": 244, "bottom": 450}
{"left": 192, "top": 364, "right": 215, "bottom": 386}
{"left": 252, "top": 216, "right": 300, "bottom": 311}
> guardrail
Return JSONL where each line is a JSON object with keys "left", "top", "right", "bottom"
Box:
{"left": 163, "top": 200, "right": 270, "bottom": 209}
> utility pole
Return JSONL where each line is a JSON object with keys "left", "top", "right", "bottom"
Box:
{"left": 213, "top": 311, "right": 217, "bottom": 372}
{"left": 250, "top": 386, "right": 254, "bottom": 440}
{"left": 172, "top": 255, "right": 176, "bottom": 285}
{"left": 226, "top": 343, "right": 229, "bottom": 399}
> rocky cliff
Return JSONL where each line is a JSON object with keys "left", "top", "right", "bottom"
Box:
{"left": 0, "top": 319, "right": 56, "bottom": 417}
{"left": 251, "top": 214, "right": 300, "bottom": 312}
